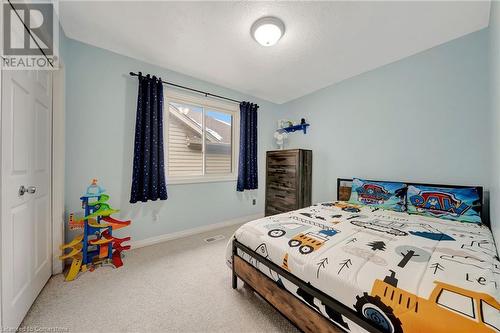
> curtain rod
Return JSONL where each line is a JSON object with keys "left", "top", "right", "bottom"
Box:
{"left": 129, "top": 72, "right": 242, "bottom": 104}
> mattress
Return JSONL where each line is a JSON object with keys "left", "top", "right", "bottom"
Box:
{"left": 226, "top": 202, "right": 500, "bottom": 333}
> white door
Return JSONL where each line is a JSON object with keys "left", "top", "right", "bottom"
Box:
{"left": 1, "top": 69, "right": 52, "bottom": 329}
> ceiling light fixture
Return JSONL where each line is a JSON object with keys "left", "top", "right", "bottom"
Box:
{"left": 251, "top": 16, "right": 285, "bottom": 47}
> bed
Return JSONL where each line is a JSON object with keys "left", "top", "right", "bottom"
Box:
{"left": 226, "top": 178, "right": 500, "bottom": 333}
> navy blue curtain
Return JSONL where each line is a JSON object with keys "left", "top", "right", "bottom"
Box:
{"left": 130, "top": 73, "right": 168, "bottom": 203}
{"left": 237, "top": 102, "right": 259, "bottom": 192}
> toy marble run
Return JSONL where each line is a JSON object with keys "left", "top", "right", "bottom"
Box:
{"left": 59, "top": 179, "right": 132, "bottom": 281}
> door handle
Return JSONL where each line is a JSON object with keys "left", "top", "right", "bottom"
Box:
{"left": 19, "top": 185, "right": 26, "bottom": 196}
{"left": 18, "top": 185, "right": 36, "bottom": 196}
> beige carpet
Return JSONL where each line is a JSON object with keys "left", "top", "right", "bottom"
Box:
{"left": 21, "top": 224, "right": 299, "bottom": 333}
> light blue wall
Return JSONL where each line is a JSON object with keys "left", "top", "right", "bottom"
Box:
{"left": 278, "top": 29, "right": 491, "bottom": 221}
{"left": 64, "top": 24, "right": 494, "bottom": 243}
{"left": 64, "top": 38, "right": 279, "bottom": 242}
{"left": 489, "top": 0, "right": 500, "bottom": 244}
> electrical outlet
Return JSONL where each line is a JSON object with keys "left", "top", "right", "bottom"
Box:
{"left": 252, "top": 199, "right": 256, "bottom": 205}
{"left": 153, "top": 213, "right": 160, "bottom": 222}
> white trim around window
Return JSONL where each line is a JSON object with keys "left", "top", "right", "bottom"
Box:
{"left": 164, "top": 89, "right": 240, "bottom": 185}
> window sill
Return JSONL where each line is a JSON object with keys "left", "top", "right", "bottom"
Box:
{"left": 168, "top": 175, "right": 237, "bottom": 185}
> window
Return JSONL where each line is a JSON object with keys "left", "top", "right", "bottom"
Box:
{"left": 437, "top": 289, "right": 475, "bottom": 318}
{"left": 165, "top": 90, "right": 239, "bottom": 184}
{"left": 481, "top": 300, "right": 499, "bottom": 331}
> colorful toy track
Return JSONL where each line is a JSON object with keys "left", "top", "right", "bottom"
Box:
{"left": 59, "top": 242, "right": 82, "bottom": 260}
{"left": 60, "top": 234, "right": 83, "bottom": 250}
{"left": 65, "top": 253, "right": 83, "bottom": 281}
{"left": 59, "top": 180, "right": 132, "bottom": 281}
{"left": 102, "top": 216, "right": 131, "bottom": 230}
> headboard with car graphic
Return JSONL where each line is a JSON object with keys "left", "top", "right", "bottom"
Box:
{"left": 336, "top": 178, "right": 487, "bottom": 227}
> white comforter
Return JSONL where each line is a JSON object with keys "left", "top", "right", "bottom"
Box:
{"left": 226, "top": 202, "right": 500, "bottom": 333}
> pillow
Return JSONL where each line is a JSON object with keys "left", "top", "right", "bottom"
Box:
{"left": 348, "top": 178, "right": 407, "bottom": 212}
{"left": 406, "top": 185, "right": 481, "bottom": 223}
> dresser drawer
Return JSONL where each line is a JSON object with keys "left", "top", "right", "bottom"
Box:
{"left": 266, "top": 202, "right": 296, "bottom": 215}
{"left": 266, "top": 194, "right": 297, "bottom": 211}
{"left": 267, "top": 165, "right": 296, "bottom": 176}
{"left": 267, "top": 187, "right": 297, "bottom": 201}
{"left": 265, "top": 205, "right": 288, "bottom": 216}
{"left": 267, "top": 172, "right": 296, "bottom": 187}
{"left": 268, "top": 180, "right": 296, "bottom": 191}
{"left": 267, "top": 153, "right": 298, "bottom": 167}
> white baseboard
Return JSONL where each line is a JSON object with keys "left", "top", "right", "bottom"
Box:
{"left": 130, "top": 213, "right": 264, "bottom": 249}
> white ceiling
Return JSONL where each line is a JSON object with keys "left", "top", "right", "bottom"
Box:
{"left": 59, "top": 1, "right": 491, "bottom": 104}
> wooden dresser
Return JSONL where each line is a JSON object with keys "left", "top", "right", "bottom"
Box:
{"left": 265, "top": 149, "right": 312, "bottom": 216}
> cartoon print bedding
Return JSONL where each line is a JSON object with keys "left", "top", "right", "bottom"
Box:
{"left": 226, "top": 202, "right": 500, "bottom": 333}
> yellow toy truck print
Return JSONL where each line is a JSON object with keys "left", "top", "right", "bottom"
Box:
{"left": 333, "top": 201, "right": 361, "bottom": 213}
{"left": 265, "top": 222, "right": 340, "bottom": 255}
{"left": 355, "top": 271, "right": 500, "bottom": 333}
{"left": 288, "top": 229, "right": 339, "bottom": 254}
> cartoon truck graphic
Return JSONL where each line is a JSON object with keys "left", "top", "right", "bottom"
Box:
{"left": 355, "top": 271, "right": 500, "bottom": 333}
{"left": 334, "top": 201, "right": 361, "bottom": 213}
{"left": 350, "top": 219, "right": 408, "bottom": 237}
{"left": 265, "top": 222, "right": 312, "bottom": 239}
{"left": 288, "top": 229, "right": 339, "bottom": 254}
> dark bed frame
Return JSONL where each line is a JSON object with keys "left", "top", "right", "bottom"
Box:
{"left": 231, "top": 178, "right": 485, "bottom": 333}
